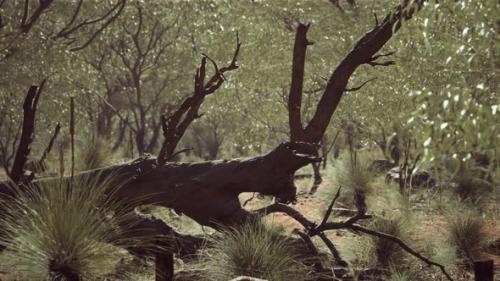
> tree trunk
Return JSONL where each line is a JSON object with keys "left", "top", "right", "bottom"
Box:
{"left": 474, "top": 260, "right": 493, "bottom": 281}
{"left": 155, "top": 252, "right": 174, "bottom": 281}
{"left": 0, "top": 142, "right": 319, "bottom": 227}
{"left": 309, "top": 162, "right": 323, "bottom": 195}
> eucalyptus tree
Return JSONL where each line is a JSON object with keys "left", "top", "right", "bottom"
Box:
{"left": 77, "top": 0, "right": 191, "bottom": 154}
{"left": 0, "top": 0, "right": 128, "bottom": 171}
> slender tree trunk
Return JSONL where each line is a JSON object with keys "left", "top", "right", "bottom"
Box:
{"left": 474, "top": 260, "right": 493, "bottom": 281}
{"left": 309, "top": 162, "right": 323, "bottom": 195}
{"left": 155, "top": 252, "right": 174, "bottom": 281}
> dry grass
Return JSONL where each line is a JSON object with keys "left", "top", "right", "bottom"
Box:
{"left": 0, "top": 174, "right": 165, "bottom": 280}
{"left": 446, "top": 206, "right": 488, "bottom": 263}
{"left": 197, "top": 218, "right": 312, "bottom": 281}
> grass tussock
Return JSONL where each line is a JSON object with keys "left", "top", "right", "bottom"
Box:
{"left": 0, "top": 174, "right": 164, "bottom": 280}
{"left": 368, "top": 216, "right": 407, "bottom": 267}
{"left": 387, "top": 269, "right": 412, "bottom": 281}
{"left": 199, "top": 218, "right": 311, "bottom": 281}
{"left": 328, "top": 154, "right": 377, "bottom": 209}
{"left": 446, "top": 206, "right": 488, "bottom": 263}
{"left": 452, "top": 175, "right": 492, "bottom": 206}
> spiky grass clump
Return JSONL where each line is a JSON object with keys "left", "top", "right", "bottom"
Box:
{"left": 329, "top": 154, "right": 377, "bottom": 209}
{"left": 446, "top": 207, "right": 487, "bottom": 263}
{"left": 0, "top": 174, "right": 162, "bottom": 280}
{"left": 368, "top": 216, "right": 407, "bottom": 267}
{"left": 199, "top": 218, "right": 311, "bottom": 281}
{"left": 387, "top": 268, "right": 412, "bottom": 281}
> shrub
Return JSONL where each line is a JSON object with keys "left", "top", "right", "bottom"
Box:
{"left": 368, "top": 216, "right": 406, "bottom": 267}
{"left": 199, "top": 218, "right": 311, "bottom": 281}
{"left": 330, "top": 154, "right": 377, "bottom": 210}
{"left": 452, "top": 175, "right": 492, "bottom": 205}
{"left": 0, "top": 174, "right": 163, "bottom": 280}
{"left": 446, "top": 207, "right": 487, "bottom": 263}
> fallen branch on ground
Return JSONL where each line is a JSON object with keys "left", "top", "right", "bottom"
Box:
{"left": 255, "top": 187, "right": 454, "bottom": 281}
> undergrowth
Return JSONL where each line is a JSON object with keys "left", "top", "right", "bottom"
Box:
{"left": 0, "top": 174, "right": 164, "bottom": 280}
{"left": 198, "top": 218, "right": 312, "bottom": 281}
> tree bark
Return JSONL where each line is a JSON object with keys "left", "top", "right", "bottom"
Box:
{"left": 474, "top": 260, "right": 493, "bottom": 281}
{"left": 309, "top": 162, "right": 323, "bottom": 194}
{"left": 0, "top": 142, "right": 319, "bottom": 227}
{"left": 155, "top": 252, "right": 174, "bottom": 281}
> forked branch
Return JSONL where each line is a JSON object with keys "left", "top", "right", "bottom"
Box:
{"left": 157, "top": 35, "right": 241, "bottom": 164}
{"left": 302, "top": 0, "right": 425, "bottom": 143}
{"left": 256, "top": 194, "right": 453, "bottom": 280}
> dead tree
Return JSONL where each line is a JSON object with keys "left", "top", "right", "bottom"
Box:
{"left": 157, "top": 35, "right": 241, "bottom": 164}
{"left": 0, "top": 81, "right": 61, "bottom": 184}
{"left": 0, "top": 1, "right": 452, "bottom": 280}
{"left": 1, "top": 0, "right": 427, "bottom": 251}
{"left": 8, "top": 82, "right": 45, "bottom": 183}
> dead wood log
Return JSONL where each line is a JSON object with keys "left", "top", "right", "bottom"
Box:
{"left": 0, "top": 142, "right": 320, "bottom": 227}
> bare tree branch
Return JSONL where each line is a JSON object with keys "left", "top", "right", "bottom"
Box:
{"left": 9, "top": 80, "right": 46, "bottom": 183}
{"left": 345, "top": 77, "right": 377, "bottom": 92}
{"left": 350, "top": 224, "right": 454, "bottom": 281}
{"left": 288, "top": 22, "right": 313, "bottom": 142}
{"left": 157, "top": 34, "right": 241, "bottom": 164}
{"left": 20, "top": 0, "right": 54, "bottom": 34}
{"left": 35, "top": 122, "right": 61, "bottom": 171}
{"left": 69, "top": 0, "right": 127, "bottom": 51}
{"left": 302, "top": 0, "right": 425, "bottom": 143}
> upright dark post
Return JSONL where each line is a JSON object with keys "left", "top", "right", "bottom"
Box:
{"left": 155, "top": 252, "right": 174, "bottom": 281}
{"left": 474, "top": 259, "right": 494, "bottom": 281}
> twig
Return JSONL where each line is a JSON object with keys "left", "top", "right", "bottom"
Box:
{"left": 255, "top": 188, "right": 454, "bottom": 281}
{"left": 37, "top": 122, "right": 61, "bottom": 170}
{"left": 350, "top": 224, "right": 454, "bottom": 281}
{"left": 253, "top": 203, "right": 347, "bottom": 264}
{"left": 69, "top": 97, "right": 75, "bottom": 186}
{"left": 345, "top": 78, "right": 377, "bottom": 92}
{"left": 320, "top": 186, "right": 341, "bottom": 226}
{"left": 242, "top": 192, "right": 257, "bottom": 207}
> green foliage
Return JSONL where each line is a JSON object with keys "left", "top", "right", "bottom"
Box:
{"left": 452, "top": 175, "right": 492, "bottom": 206}
{"left": 199, "top": 218, "right": 311, "bottom": 281}
{"left": 0, "top": 175, "right": 163, "bottom": 280}
{"left": 446, "top": 206, "right": 487, "bottom": 263}
{"left": 400, "top": 0, "right": 499, "bottom": 169}
{"left": 438, "top": 159, "right": 494, "bottom": 206}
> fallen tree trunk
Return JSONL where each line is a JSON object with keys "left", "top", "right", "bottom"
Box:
{"left": 0, "top": 142, "right": 319, "bottom": 227}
